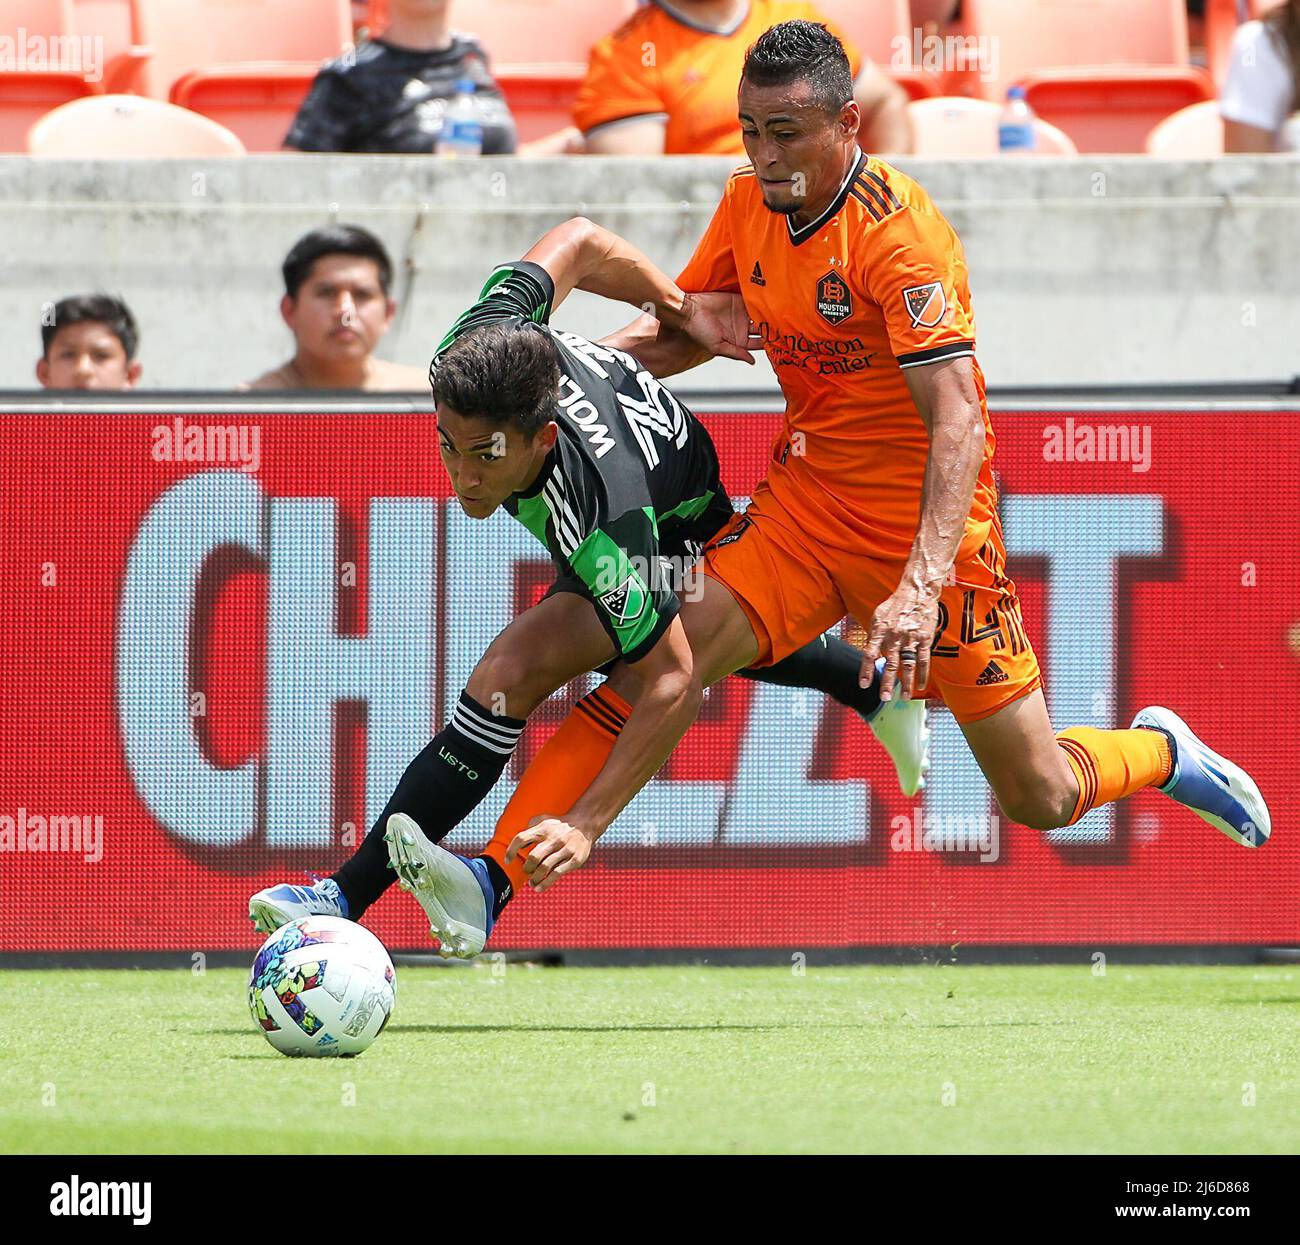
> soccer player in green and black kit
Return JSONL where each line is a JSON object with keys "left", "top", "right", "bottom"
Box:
{"left": 249, "top": 218, "right": 929, "bottom": 949}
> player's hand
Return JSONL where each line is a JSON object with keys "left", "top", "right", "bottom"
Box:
{"left": 679, "top": 292, "right": 761, "bottom": 365}
{"left": 505, "top": 815, "right": 596, "bottom": 893}
{"left": 861, "top": 583, "right": 940, "bottom": 702}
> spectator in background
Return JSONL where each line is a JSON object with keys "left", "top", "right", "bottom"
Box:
{"left": 243, "top": 226, "right": 426, "bottom": 391}
{"left": 573, "top": 0, "right": 912, "bottom": 154}
{"left": 1222, "top": 0, "right": 1300, "bottom": 150}
{"left": 37, "top": 294, "right": 141, "bottom": 390}
{"left": 285, "top": 0, "right": 518, "bottom": 154}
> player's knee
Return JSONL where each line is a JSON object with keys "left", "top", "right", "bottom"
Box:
{"left": 994, "top": 782, "right": 1075, "bottom": 831}
{"left": 466, "top": 643, "right": 561, "bottom": 718}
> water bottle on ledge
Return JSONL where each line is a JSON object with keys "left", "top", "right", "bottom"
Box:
{"left": 998, "top": 86, "right": 1037, "bottom": 154}
{"left": 438, "top": 79, "right": 484, "bottom": 157}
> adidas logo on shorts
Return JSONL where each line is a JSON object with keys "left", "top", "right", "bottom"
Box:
{"left": 976, "top": 660, "right": 1008, "bottom": 686}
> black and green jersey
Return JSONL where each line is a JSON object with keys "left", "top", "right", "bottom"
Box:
{"left": 434, "top": 260, "right": 733, "bottom": 662}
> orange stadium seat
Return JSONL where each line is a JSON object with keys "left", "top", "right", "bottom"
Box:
{"left": 477, "top": 0, "right": 635, "bottom": 144}
{"left": 959, "top": 0, "right": 1195, "bottom": 98}
{"left": 907, "top": 95, "right": 1079, "bottom": 155}
{"left": 129, "top": 0, "right": 351, "bottom": 150}
{"left": 1145, "top": 98, "right": 1224, "bottom": 156}
{"left": 812, "top": 0, "right": 941, "bottom": 100}
{"left": 1019, "top": 65, "right": 1215, "bottom": 153}
{"left": 1204, "top": 0, "right": 1245, "bottom": 88}
{"left": 0, "top": 0, "right": 153, "bottom": 149}
{"left": 26, "top": 92, "right": 246, "bottom": 155}
{"left": 954, "top": 0, "right": 1214, "bottom": 151}
{"left": 471, "top": 0, "right": 635, "bottom": 65}
{"left": 810, "top": 0, "right": 911, "bottom": 62}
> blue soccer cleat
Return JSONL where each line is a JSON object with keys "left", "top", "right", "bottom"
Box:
{"left": 865, "top": 657, "right": 931, "bottom": 798}
{"left": 248, "top": 876, "right": 348, "bottom": 936}
{"left": 385, "top": 812, "right": 495, "bottom": 959}
{"left": 1131, "top": 706, "right": 1271, "bottom": 848}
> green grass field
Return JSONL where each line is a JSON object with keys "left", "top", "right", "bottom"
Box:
{"left": 2, "top": 964, "right": 1297, "bottom": 1154}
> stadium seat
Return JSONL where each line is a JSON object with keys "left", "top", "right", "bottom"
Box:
{"left": 493, "top": 68, "right": 586, "bottom": 145}
{"left": 128, "top": 0, "right": 351, "bottom": 147}
{"left": 170, "top": 64, "right": 320, "bottom": 152}
{"left": 1144, "top": 99, "right": 1224, "bottom": 156}
{"left": 480, "top": 2, "right": 634, "bottom": 145}
{"left": 1203, "top": 0, "right": 1245, "bottom": 88}
{"left": 0, "top": 0, "right": 153, "bottom": 149}
{"left": 70, "top": 0, "right": 153, "bottom": 90}
{"left": 885, "top": 69, "right": 941, "bottom": 102}
{"left": 26, "top": 92, "right": 246, "bottom": 155}
{"left": 471, "top": 0, "right": 635, "bottom": 66}
{"left": 1019, "top": 66, "right": 1215, "bottom": 153}
{"left": 907, "top": 95, "right": 1079, "bottom": 156}
{"left": 958, "top": 0, "right": 1197, "bottom": 100}
{"left": 809, "top": 0, "right": 911, "bottom": 64}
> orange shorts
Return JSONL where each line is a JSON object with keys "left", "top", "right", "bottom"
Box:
{"left": 700, "top": 472, "right": 1043, "bottom": 725}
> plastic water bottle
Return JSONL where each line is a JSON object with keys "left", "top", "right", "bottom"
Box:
{"left": 998, "top": 86, "right": 1036, "bottom": 154}
{"left": 437, "top": 79, "right": 483, "bottom": 157}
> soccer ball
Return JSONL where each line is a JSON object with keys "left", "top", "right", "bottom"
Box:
{"left": 248, "top": 916, "right": 396, "bottom": 1057}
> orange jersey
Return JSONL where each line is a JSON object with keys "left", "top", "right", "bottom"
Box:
{"left": 572, "top": 0, "right": 863, "bottom": 155}
{"left": 677, "top": 151, "right": 999, "bottom": 559}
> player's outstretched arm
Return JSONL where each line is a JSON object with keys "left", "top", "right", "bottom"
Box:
{"left": 864, "top": 356, "right": 986, "bottom": 702}
{"left": 505, "top": 616, "right": 703, "bottom": 891}
{"left": 520, "top": 217, "right": 755, "bottom": 365}
{"left": 600, "top": 294, "right": 761, "bottom": 379}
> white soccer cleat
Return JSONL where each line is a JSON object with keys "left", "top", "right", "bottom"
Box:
{"left": 384, "top": 812, "right": 495, "bottom": 959}
{"left": 866, "top": 659, "right": 931, "bottom": 797}
{"left": 1131, "top": 706, "right": 1271, "bottom": 848}
{"left": 248, "top": 877, "right": 347, "bottom": 936}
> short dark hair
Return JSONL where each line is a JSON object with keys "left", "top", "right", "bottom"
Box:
{"left": 41, "top": 294, "right": 139, "bottom": 360}
{"left": 741, "top": 19, "right": 854, "bottom": 113}
{"left": 431, "top": 322, "right": 559, "bottom": 436}
{"left": 281, "top": 224, "right": 394, "bottom": 299}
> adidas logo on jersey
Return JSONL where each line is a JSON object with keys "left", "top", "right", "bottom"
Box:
{"left": 976, "top": 660, "right": 1008, "bottom": 686}
{"left": 750, "top": 261, "right": 766, "bottom": 286}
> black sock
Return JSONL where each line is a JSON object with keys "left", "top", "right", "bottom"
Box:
{"left": 478, "top": 854, "right": 515, "bottom": 921}
{"left": 332, "top": 693, "right": 526, "bottom": 918}
{"left": 735, "top": 632, "right": 881, "bottom": 718}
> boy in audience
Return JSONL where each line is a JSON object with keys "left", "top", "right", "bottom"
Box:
{"left": 243, "top": 225, "right": 427, "bottom": 392}
{"left": 285, "top": 0, "right": 518, "bottom": 154}
{"left": 37, "top": 294, "right": 142, "bottom": 391}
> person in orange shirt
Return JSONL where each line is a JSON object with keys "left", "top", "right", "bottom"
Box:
{"left": 386, "top": 20, "right": 1269, "bottom": 952}
{"left": 574, "top": 0, "right": 910, "bottom": 154}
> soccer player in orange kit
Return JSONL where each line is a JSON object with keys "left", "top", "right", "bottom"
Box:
{"left": 387, "top": 20, "right": 1270, "bottom": 954}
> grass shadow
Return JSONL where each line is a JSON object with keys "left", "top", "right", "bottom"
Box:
{"left": 390, "top": 1023, "right": 787, "bottom": 1034}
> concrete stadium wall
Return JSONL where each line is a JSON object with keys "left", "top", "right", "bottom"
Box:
{"left": 2, "top": 154, "right": 1298, "bottom": 392}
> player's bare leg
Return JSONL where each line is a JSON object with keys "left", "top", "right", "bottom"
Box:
{"left": 381, "top": 590, "right": 617, "bottom": 953}
{"left": 959, "top": 687, "right": 1270, "bottom": 846}
{"left": 957, "top": 690, "right": 1081, "bottom": 830}
{"left": 250, "top": 591, "right": 615, "bottom": 936}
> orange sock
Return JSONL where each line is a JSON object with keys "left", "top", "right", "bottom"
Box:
{"left": 482, "top": 684, "right": 630, "bottom": 892}
{"left": 1056, "top": 726, "right": 1173, "bottom": 825}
